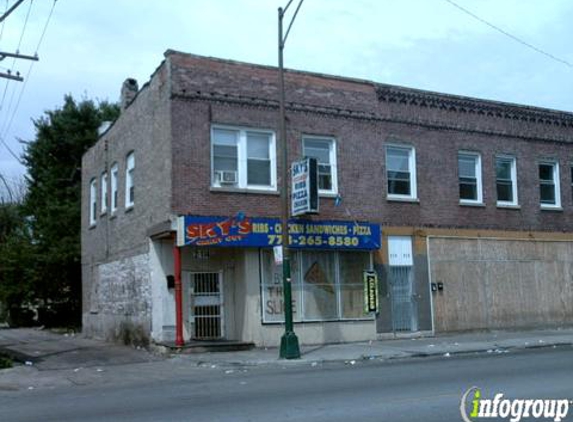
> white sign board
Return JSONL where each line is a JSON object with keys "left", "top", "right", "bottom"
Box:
{"left": 291, "top": 158, "right": 319, "bottom": 216}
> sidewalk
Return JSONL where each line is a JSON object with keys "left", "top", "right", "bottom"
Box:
{"left": 0, "top": 327, "right": 572, "bottom": 391}
{"left": 175, "top": 327, "right": 573, "bottom": 367}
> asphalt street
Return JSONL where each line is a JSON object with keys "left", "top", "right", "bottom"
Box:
{"left": 1, "top": 347, "right": 573, "bottom": 422}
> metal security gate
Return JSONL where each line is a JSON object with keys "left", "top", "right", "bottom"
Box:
{"left": 190, "top": 272, "right": 224, "bottom": 340}
{"left": 389, "top": 266, "right": 418, "bottom": 332}
{"left": 388, "top": 236, "right": 418, "bottom": 333}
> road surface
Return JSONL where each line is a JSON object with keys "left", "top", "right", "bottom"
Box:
{"left": 1, "top": 347, "right": 572, "bottom": 421}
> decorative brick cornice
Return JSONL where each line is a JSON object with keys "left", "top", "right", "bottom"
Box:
{"left": 375, "top": 85, "right": 573, "bottom": 128}
{"left": 172, "top": 91, "right": 573, "bottom": 145}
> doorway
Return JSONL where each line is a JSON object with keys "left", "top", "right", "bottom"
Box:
{"left": 189, "top": 272, "right": 224, "bottom": 340}
{"left": 388, "top": 236, "right": 418, "bottom": 332}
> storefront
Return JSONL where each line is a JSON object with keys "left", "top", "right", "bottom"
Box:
{"left": 169, "top": 215, "right": 381, "bottom": 346}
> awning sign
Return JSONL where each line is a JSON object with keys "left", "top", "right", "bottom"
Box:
{"left": 177, "top": 215, "right": 381, "bottom": 250}
{"left": 364, "top": 270, "right": 379, "bottom": 314}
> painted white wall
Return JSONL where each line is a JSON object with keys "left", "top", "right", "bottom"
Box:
{"left": 149, "top": 239, "right": 175, "bottom": 342}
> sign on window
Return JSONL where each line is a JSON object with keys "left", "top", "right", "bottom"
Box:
{"left": 364, "top": 270, "right": 379, "bottom": 314}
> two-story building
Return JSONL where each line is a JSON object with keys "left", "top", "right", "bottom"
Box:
{"left": 81, "top": 50, "right": 573, "bottom": 347}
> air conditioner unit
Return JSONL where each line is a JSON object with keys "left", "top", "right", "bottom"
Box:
{"left": 216, "top": 170, "right": 237, "bottom": 184}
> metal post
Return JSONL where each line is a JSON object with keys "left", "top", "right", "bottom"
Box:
{"left": 173, "top": 242, "right": 184, "bottom": 347}
{"left": 278, "top": 6, "right": 300, "bottom": 359}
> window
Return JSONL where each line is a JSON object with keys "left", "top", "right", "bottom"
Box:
{"left": 89, "top": 178, "right": 97, "bottom": 226}
{"left": 100, "top": 172, "right": 108, "bottom": 214}
{"left": 458, "top": 152, "right": 482, "bottom": 204}
{"left": 125, "top": 152, "right": 134, "bottom": 208}
{"left": 303, "top": 136, "right": 337, "bottom": 194}
{"left": 386, "top": 145, "right": 416, "bottom": 199}
{"left": 110, "top": 163, "right": 118, "bottom": 213}
{"left": 261, "top": 250, "right": 372, "bottom": 322}
{"left": 539, "top": 161, "right": 560, "bottom": 208}
{"left": 495, "top": 156, "right": 518, "bottom": 206}
{"left": 212, "top": 126, "right": 276, "bottom": 190}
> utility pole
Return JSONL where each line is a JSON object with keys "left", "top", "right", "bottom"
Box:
{"left": 278, "top": 0, "right": 304, "bottom": 360}
{"left": 0, "top": 0, "right": 39, "bottom": 82}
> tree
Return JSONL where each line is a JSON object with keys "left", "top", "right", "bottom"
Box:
{"left": 3, "top": 95, "right": 120, "bottom": 327}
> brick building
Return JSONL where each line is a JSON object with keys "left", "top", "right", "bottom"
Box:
{"left": 81, "top": 50, "right": 573, "bottom": 347}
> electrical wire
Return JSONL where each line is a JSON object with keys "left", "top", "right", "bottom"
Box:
{"left": 0, "top": 134, "right": 22, "bottom": 164}
{"left": 444, "top": 0, "right": 573, "bottom": 68}
{"left": 0, "top": 0, "right": 9, "bottom": 44}
{"left": 1, "top": 0, "right": 56, "bottom": 140}
{"left": 0, "top": 0, "right": 33, "bottom": 135}
{"left": 0, "top": 0, "right": 32, "bottom": 115}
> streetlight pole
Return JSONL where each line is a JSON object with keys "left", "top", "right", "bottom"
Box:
{"left": 278, "top": 0, "right": 303, "bottom": 359}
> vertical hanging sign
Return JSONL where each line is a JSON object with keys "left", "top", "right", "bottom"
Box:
{"left": 364, "top": 270, "right": 379, "bottom": 314}
{"left": 291, "top": 157, "right": 319, "bottom": 216}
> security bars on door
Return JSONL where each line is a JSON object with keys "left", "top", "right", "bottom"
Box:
{"left": 389, "top": 266, "right": 418, "bottom": 332}
{"left": 191, "top": 273, "right": 223, "bottom": 340}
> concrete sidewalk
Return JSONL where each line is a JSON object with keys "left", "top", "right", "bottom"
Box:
{"left": 0, "top": 327, "right": 572, "bottom": 392}
{"left": 176, "top": 327, "right": 573, "bottom": 367}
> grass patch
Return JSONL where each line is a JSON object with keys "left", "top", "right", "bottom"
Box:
{"left": 0, "top": 353, "right": 13, "bottom": 369}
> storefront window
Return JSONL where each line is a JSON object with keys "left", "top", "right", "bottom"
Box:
{"left": 261, "top": 251, "right": 301, "bottom": 322}
{"left": 302, "top": 251, "right": 337, "bottom": 320}
{"left": 261, "top": 250, "right": 372, "bottom": 323}
{"left": 339, "top": 252, "right": 372, "bottom": 318}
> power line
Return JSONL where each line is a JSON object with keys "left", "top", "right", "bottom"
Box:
{"left": 444, "top": 0, "right": 573, "bottom": 69}
{"left": 1, "top": 0, "right": 56, "bottom": 140}
{"left": 0, "top": 0, "right": 31, "bottom": 113}
{"left": 0, "top": 0, "right": 33, "bottom": 130}
{"left": 0, "top": 0, "right": 9, "bottom": 44}
{"left": 0, "top": 134, "right": 22, "bottom": 164}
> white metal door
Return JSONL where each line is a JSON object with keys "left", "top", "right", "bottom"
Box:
{"left": 190, "top": 272, "right": 224, "bottom": 340}
{"left": 388, "top": 236, "right": 418, "bottom": 332}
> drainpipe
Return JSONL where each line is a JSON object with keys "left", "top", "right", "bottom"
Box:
{"left": 173, "top": 242, "right": 184, "bottom": 347}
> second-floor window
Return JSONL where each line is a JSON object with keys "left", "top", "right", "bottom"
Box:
{"left": 495, "top": 156, "right": 518, "bottom": 206}
{"left": 100, "top": 172, "right": 108, "bottom": 214}
{"left": 211, "top": 126, "right": 276, "bottom": 190}
{"left": 458, "top": 152, "right": 482, "bottom": 204}
{"left": 110, "top": 163, "right": 118, "bottom": 213}
{"left": 303, "top": 136, "right": 337, "bottom": 194}
{"left": 539, "top": 161, "right": 560, "bottom": 208}
{"left": 125, "top": 152, "right": 135, "bottom": 209}
{"left": 386, "top": 145, "right": 417, "bottom": 200}
{"left": 89, "top": 178, "right": 97, "bottom": 226}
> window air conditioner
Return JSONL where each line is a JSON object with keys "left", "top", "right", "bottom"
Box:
{"left": 216, "top": 170, "right": 237, "bottom": 184}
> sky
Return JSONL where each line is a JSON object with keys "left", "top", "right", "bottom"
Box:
{"left": 0, "top": 0, "right": 572, "bottom": 187}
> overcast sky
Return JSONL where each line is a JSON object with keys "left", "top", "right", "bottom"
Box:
{"left": 0, "top": 0, "right": 572, "bottom": 185}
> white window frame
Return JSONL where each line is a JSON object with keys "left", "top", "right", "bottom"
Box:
{"left": 458, "top": 151, "right": 483, "bottom": 205}
{"left": 302, "top": 135, "right": 338, "bottom": 195}
{"left": 495, "top": 155, "right": 518, "bottom": 207}
{"left": 89, "top": 178, "right": 97, "bottom": 226}
{"left": 539, "top": 160, "right": 561, "bottom": 209}
{"left": 110, "top": 163, "right": 118, "bottom": 213}
{"left": 385, "top": 144, "right": 417, "bottom": 201}
{"left": 125, "top": 152, "right": 134, "bottom": 209}
{"left": 100, "top": 171, "right": 108, "bottom": 215}
{"left": 210, "top": 125, "right": 277, "bottom": 191}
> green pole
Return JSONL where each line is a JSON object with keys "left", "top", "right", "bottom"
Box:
{"left": 278, "top": 4, "right": 300, "bottom": 359}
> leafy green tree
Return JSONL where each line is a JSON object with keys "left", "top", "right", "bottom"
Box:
{"left": 0, "top": 201, "right": 37, "bottom": 325}
{"left": 12, "top": 95, "right": 120, "bottom": 326}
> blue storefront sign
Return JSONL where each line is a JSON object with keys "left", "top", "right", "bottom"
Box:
{"left": 176, "top": 215, "right": 381, "bottom": 250}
